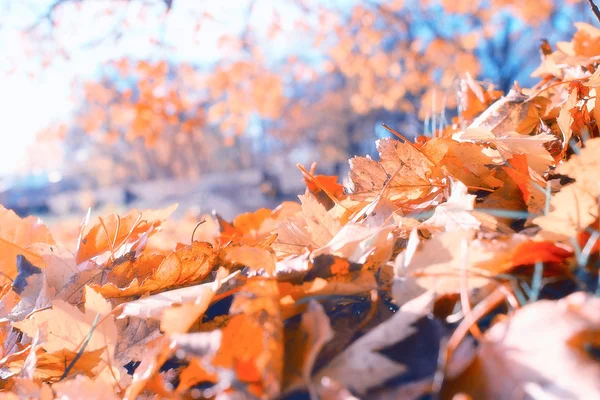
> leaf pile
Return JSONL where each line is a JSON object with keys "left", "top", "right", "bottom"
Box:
{"left": 1, "top": 22, "right": 600, "bottom": 399}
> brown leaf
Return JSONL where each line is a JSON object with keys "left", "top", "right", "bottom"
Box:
{"left": 93, "top": 241, "right": 218, "bottom": 297}
{"left": 212, "top": 278, "right": 284, "bottom": 398}
{"left": 52, "top": 375, "right": 120, "bottom": 400}
{"left": 399, "top": 231, "right": 528, "bottom": 294}
{"left": 118, "top": 268, "right": 237, "bottom": 334}
{"left": 76, "top": 204, "right": 177, "bottom": 264}
{"left": 12, "top": 286, "right": 119, "bottom": 383}
{"left": 0, "top": 206, "right": 55, "bottom": 285}
{"left": 315, "top": 292, "right": 434, "bottom": 395}
{"left": 284, "top": 300, "right": 334, "bottom": 398}
{"left": 443, "top": 292, "right": 600, "bottom": 399}
{"left": 348, "top": 137, "right": 434, "bottom": 202}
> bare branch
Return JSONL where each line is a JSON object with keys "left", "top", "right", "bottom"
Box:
{"left": 587, "top": 0, "right": 600, "bottom": 24}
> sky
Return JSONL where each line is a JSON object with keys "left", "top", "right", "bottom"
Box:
{"left": 0, "top": 0, "right": 312, "bottom": 176}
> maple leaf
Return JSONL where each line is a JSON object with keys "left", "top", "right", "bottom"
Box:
{"left": 300, "top": 194, "right": 343, "bottom": 247}
{"left": 555, "top": 137, "right": 600, "bottom": 195}
{"left": 454, "top": 127, "right": 555, "bottom": 174}
{"left": 443, "top": 292, "right": 600, "bottom": 399}
{"left": 398, "top": 231, "right": 570, "bottom": 294}
{"left": 12, "top": 286, "right": 118, "bottom": 383}
{"left": 76, "top": 204, "right": 177, "bottom": 265}
{"left": 303, "top": 171, "right": 346, "bottom": 210}
{"left": 225, "top": 246, "right": 277, "bottom": 276}
{"left": 421, "top": 137, "right": 503, "bottom": 190}
{"left": 348, "top": 137, "right": 435, "bottom": 202}
{"left": 274, "top": 195, "right": 344, "bottom": 256}
{"left": 283, "top": 300, "right": 334, "bottom": 398}
{"left": 211, "top": 278, "right": 284, "bottom": 398}
{"left": 534, "top": 138, "right": 600, "bottom": 239}
{"left": 118, "top": 268, "right": 238, "bottom": 334}
{"left": 0, "top": 206, "right": 55, "bottom": 285}
{"left": 2, "top": 347, "right": 105, "bottom": 382}
{"left": 424, "top": 179, "right": 481, "bottom": 232}
{"left": 315, "top": 292, "right": 434, "bottom": 395}
{"left": 458, "top": 74, "right": 503, "bottom": 120}
{"left": 93, "top": 241, "right": 218, "bottom": 297}
{"left": 52, "top": 375, "right": 120, "bottom": 400}
{"left": 311, "top": 224, "right": 396, "bottom": 267}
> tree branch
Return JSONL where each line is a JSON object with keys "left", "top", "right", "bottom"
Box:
{"left": 587, "top": 0, "right": 600, "bottom": 24}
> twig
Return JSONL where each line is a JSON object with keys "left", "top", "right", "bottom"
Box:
{"left": 59, "top": 312, "right": 101, "bottom": 380}
{"left": 98, "top": 217, "right": 116, "bottom": 263}
{"left": 459, "top": 238, "right": 482, "bottom": 340}
{"left": 191, "top": 219, "right": 207, "bottom": 243}
{"left": 588, "top": 0, "right": 600, "bottom": 24}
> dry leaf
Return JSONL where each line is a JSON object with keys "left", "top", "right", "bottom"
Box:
{"left": 0, "top": 206, "right": 55, "bottom": 285}
{"left": 315, "top": 292, "right": 434, "bottom": 395}
{"left": 443, "top": 292, "right": 600, "bottom": 399}
{"left": 424, "top": 179, "right": 481, "bottom": 232}
{"left": 76, "top": 204, "right": 177, "bottom": 264}
{"left": 94, "top": 241, "right": 218, "bottom": 297}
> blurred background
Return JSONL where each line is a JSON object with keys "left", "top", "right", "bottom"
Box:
{"left": 0, "top": 0, "right": 594, "bottom": 220}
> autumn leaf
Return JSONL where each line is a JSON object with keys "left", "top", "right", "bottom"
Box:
{"left": 76, "top": 204, "right": 177, "bottom": 264}
{"left": 312, "top": 224, "right": 396, "bottom": 268}
{"left": 315, "top": 292, "right": 434, "bottom": 395}
{"left": 348, "top": 137, "right": 434, "bottom": 202}
{"left": 421, "top": 137, "right": 503, "bottom": 190}
{"left": 212, "top": 278, "right": 283, "bottom": 398}
{"left": 284, "top": 301, "right": 334, "bottom": 398}
{"left": 225, "top": 246, "right": 277, "bottom": 276}
{"left": 300, "top": 194, "right": 343, "bottom": 247}
{"left": 1, "top": 347, "right": 105, "bottom": 382}
{"left": 9, "top": 286, "right": 118, "bottom": 383}
{"left": 468, "top": 89, "right": 539, "bottom": 135}
{"left": 0, "top": 206, "right": 55, "bottom": 285}
{"left": 424, "top": 179, "right": 481, "bottom": 232}
{"left": 118, "top": 268, "right": 238, "bottom": 334}
{"left": 398, "top": 231, "right": 569, "bottom": 294}
{"left": 454, "top": 127, "right": 555, "bottom": 174}
{"left": 443, "top": 292, "right": 600, "bottom": 399}
{"left": 458, "top": 74, "right": 503, "bottom": 120}
{"left": 93, "top": 240, "right": 218, "bottom": 297}
{"left": 52, "top": 375, "right": 120, "bottom": 400}
{"left": 534, "top": 138, "right": 600, "bottom": 239}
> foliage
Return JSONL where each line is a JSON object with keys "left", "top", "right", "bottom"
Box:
{"left": 0, "top": 15, "right": 600, "bottom": 398}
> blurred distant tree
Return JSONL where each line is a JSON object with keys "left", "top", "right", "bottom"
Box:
{"left": 4, "top": 0, "right": 594, "bottom": 186}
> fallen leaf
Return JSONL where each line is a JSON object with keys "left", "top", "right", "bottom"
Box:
{"left": 76, "top": 204, "right": 177, "bottom": 264}
{"left": 93, "top": 241, "right": 218, "bottom": 297}
{"left": 443, "top": 292, "right": 600, "bottom": 399}
{"left": 284, "top": 300, "right": 334, "bottom": 398}
{"left": 0, "top": 206, "right": 55, "bottom": 285}
{"left": 315, "top": 292, "right": 434, "bottom": 395}
{"left": 212, "top": 278, "right": 283, "bottom": 398}
{"left": 12, "top": 286, "right": 118, "bottom": 382}
{"left": 424, "top": 179, "right": 481, "bottom": 232}
{"left": 52, "top": 375, "right": 120, "bottom": 400}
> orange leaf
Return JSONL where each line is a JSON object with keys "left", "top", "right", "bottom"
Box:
{"left": 0, "top": 206, "right": 55, "bottom": 285}
{"left": 76, "top": 204, "right": 177, "bottom": 264}
{"left": 511, "top": 240, "right": 573, "bottom": 267}
{"left": 93, "top": 241, "right": 217, "bottom": 297}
